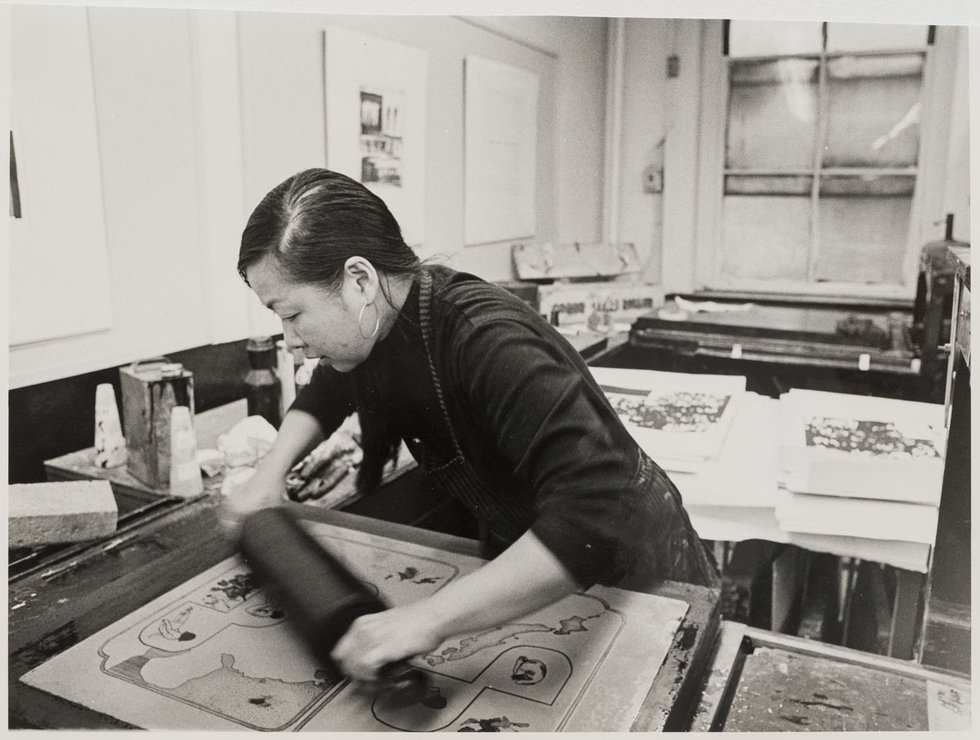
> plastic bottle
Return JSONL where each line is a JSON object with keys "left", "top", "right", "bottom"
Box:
{"left": 277, "top": 339, "right": 297, "bottom": 420}
{"left": 169, "top": 405, "right": 203, "bottom": 498}
{"left": 94, "top": 383, "right": 127, "bottom": 468}
{"left": 245, "top": 336, "right": 282, "bottom": 428}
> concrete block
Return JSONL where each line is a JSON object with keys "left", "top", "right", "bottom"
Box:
{"left": 8, "top": 481, "right": 118, "bottom": 548}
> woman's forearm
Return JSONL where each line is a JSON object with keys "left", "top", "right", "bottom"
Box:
{"left": 331, "top": 529, "right": 581, "bottom": 682}
{"left": 424, "top": 530, "right": 580, "bottom": 639}
{"left": 221, "top": 409, "right": 326, "bottom": 529}
{"left": 255, "top": 408, "right": 326, "bottom": 478}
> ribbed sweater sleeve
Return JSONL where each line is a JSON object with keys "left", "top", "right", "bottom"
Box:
{"left": 442, "top": 293, "right": 649, "bottom": 587}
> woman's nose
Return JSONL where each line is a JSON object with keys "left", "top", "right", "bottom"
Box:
{"left": 282, "top": 323, "right": 303, "bottom": 350}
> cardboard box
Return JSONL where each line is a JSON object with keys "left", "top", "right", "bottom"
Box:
{"left": 537, "top": 281, "right": 665, "bottom": 327}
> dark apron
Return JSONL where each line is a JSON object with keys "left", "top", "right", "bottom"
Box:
{"left": 618, "top": 453, "right": 721, "bottom": 591}
{"left": 409, "top": 270, "right": 719, "bottom": 590}
{"left": 410, "top": 271, "right": 536, "bottom": 551}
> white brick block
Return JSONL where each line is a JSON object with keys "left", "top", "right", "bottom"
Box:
{"left": 8, "top": 481, "right": 118, "bottom": 548}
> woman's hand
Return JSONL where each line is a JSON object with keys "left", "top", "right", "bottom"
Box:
{"left": 331, "top": 531, "right": 580, "bottom": 689}
{"left": 218, "top": 409, "right": 327, "bottom": 537}
{"left": 218, "top": 467, "right": 287, "bottom": 536}
{"left": 331, "top": 602, "right": 445, "bottom": 686}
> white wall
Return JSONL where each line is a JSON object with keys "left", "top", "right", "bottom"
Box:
{"left": 8, "top": 9, "right": 609, "bottom": 387}
{"left": 611, "top": 17, "right": 708, "bottom": 291}
{"left": 237, "top": 14, "right": 607, "bottom": 283}
{"left": 615, "top": 19, "right": 670, "bottom": 284}
{"left": 9, "top": 7, "right": 224, "bottom": 388}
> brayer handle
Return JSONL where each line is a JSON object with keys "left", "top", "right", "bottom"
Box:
{"left": 238, "top": 506, "right": 430, "bottom": 699}
{"left": 377, "top": 661, "right": 429, "bottom": 702}
{"left": 238, "top": 507, "right": 383, "bottom": 662}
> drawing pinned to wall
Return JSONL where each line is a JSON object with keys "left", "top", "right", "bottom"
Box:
{"left": 464, "top": 55, "right": 538, "bottom": 246}
{"left": 359, "top": 87, "right": 404, "bottom": 187}
{"left": 325, "top": 27, "right": 426, "bottom": 246}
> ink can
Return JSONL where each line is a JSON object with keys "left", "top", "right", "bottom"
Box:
{"left": 119, "top": 359, "right": 195, "bottom": 490}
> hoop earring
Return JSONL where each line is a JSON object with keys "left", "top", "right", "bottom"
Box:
{"left": 357, "top": 301, "right": 380, "bottom": 340}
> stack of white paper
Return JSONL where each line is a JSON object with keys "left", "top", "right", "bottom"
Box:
{"left": 589, "top": 367, "right": 746, "bottom": 473}
{"left": 670, "top": 392, "right": 780, "bottom": 508}
{"left": 774, "top": 489, "right": 940, "bottom": 544}
{"left": 776, "top": 389, "right": 946, "bottom": 544}
{"left": 684, "top": 505, "right": 932, "bottom": 572}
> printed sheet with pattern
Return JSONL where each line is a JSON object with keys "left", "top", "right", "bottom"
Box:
{"left": 21, "top": 520, "right": 688, "bottom": 732}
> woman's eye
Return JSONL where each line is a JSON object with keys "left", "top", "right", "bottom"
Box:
{"left": 281, "top": 314, "right": 297, "bottom": 323}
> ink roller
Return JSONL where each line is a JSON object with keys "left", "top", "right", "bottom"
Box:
{"left": 238, "top": 507, "right": 428, "bottom": 700}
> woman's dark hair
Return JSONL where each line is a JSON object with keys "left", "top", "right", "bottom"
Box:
{"left": 240, "top": 169, "right": 418, "bottom": 494}
{"left": 237, "top": 168, "right": 420, "bottom": 293}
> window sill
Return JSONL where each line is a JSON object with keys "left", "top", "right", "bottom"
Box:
{"left": 688, "top": 288, "right": 914, "bottom": 311}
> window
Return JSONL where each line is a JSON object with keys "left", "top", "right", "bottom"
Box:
{"left": 696, "top": 20, "right": 949, "bottom": 301}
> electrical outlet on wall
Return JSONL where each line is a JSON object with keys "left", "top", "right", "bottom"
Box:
{"left": 642, "top": 166, "right": 663, "bottom": 194}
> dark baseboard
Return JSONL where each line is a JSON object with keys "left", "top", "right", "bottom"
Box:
{"left": 8, "top": 337, "right": 278, "bottom": 484}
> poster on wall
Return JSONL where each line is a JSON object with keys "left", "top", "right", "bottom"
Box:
{"left": 359, "top": 87, "right": 404, "bottom": 186}
{"left": 464, "top": 55, "right": 538, "bottom": 246}
{"left": 324, "top": 27, "right": 427, "bottom": 247}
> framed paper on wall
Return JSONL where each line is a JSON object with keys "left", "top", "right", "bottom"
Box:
{"left": 464, "top": 55, "right": 538, "bottom": 246}
{"left": 323, "top": 26, "right": 427, "bottom": 247}
{"left": 9, "top": 6, "right": 113, "bottom": 346}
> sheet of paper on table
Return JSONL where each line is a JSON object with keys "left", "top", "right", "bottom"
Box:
{"left": 774, "top": 489, "right": 939, "bottom": 544}
{"left": 588, "top": 366, "right": 746, "bottom": 473}
{"left": 21, "top": 520, "right": 688, "bottom": 732}
{"left": 685, "top": 505, "right": 932, "bottom": 573}
{"left": 587, "top": 371, "right": 936, "bottom": 572}
{"left": 669, "top": 392, "right": 780, "bottom": 509}
{"left": 773, "top": 389, "right": 944, "bottom": 553}
{"left": 778, "top": 389, "right": 945, "bottom": 505}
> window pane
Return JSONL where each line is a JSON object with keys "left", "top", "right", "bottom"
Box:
{"left": 726, "top": 174, "right": 812, "bottom": 196}
{"left": 815, "top": 195, "right": 912, "bottom": 284}
{"left": 826, "top": 23, "right": 928, "bottom": 53}
{"left": 721, "top": 196, "right": 810, "bottom": 281}
{"left": 819, "top": 174, "right": 915, "bottom": 197}
{"left": 824, "top": 54, "right": 923, "bottom": 167}
{"left": 729, "top": 20, "right": 823, "bottom": 58}
{"left": 727, "top": 59, "right": 818, "bottom": 170}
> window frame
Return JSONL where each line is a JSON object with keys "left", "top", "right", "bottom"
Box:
{"left": 693, "top": 21, "right": 956, "bottom": 304}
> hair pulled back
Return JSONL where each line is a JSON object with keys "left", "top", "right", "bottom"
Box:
{"left": 237, "top": 168, "right": 420, "bottom": 292}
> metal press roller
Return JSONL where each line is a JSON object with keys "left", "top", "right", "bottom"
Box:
{"left": 237, "top": 507, "right": 429, "bottom": 701}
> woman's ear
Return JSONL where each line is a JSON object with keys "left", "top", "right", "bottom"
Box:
{"left": 343, "top": 256, "right": 379, "bottom": 303}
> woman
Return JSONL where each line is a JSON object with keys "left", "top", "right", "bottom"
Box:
{"left": 224, "top": 168, "right": 718, "bottom": 686}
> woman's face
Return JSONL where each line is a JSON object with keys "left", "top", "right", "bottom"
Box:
{"left": 245, "top": 255, "right": 375, "bottom": 373}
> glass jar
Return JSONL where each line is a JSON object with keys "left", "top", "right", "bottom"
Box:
{"left": 245, "top": 336, "right": 282, "bottom": 428}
